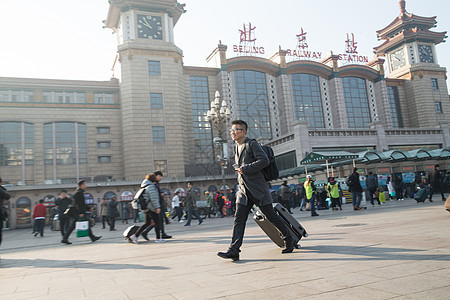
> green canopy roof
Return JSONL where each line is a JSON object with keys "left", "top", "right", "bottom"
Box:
{"left": 300, "top": 151, "right": 359, "bottom": 165}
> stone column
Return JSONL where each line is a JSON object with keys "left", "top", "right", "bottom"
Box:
{"left": 440, "top": 121, "right": 450, "bottom": 148}
{"left": 370, "top": 121, "right": 388, "bottom": 151}
{"left": 292, "top": 121, "right": 311, "bottom": 164}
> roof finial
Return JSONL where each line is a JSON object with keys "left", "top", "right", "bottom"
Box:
{"left": 399, "top": 0, "right": 406, "bottom": 14}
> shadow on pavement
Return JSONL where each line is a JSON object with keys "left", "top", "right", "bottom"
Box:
{"left": 0, "top": 258, "right": 170, "bottom": 270}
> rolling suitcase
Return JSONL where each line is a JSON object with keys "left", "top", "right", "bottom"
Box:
{"left": 123, "top": 225, "right": 139, "bottom": 242}
{"left": 414, "top": 187, "right": 429, "bottom": 203}
{"left": 252, "top": 203, "right": 308, "bottom": 249}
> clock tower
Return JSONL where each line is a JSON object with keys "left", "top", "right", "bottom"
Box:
{"left": 104, "top": 0, "right": 188, "bottom": 179}
{"left": 374, "top": 0, "right": 448, "bottom": 128}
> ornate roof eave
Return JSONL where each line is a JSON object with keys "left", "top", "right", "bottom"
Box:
{"left": 374, "top": 29, "right": 447, "bottom": 55}
{"left": 104, "top": 0, "right": 186, "bottom": 29}
{"left": 376, "top": 13, "right": 438, "bottom": 40}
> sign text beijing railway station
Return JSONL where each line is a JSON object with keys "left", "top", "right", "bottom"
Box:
{"left": 232, "top": 23, "right": 369, "bottom": 64}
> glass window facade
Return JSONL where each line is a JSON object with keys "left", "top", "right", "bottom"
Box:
{"left": 342, "top": 77, "right": 371, "bottom": 128}
{"left": 431, "top": 78, "right": 439, "bottom": 90}
{"left": 42, "top": 91, "right": 86, "bottom": 103}
{"left": 43, "top": 122, "right": 87, "bottom": 165}
{"left": 275, "top": 151, "right": 297, "bottom": 171}
{"left": 94, "top": 93, "right": 114, "bottom": 104}
{"left": 234, "top": 70, "right": 271, "bottom": 139}
{"left": 150, "top": 93, "right": 163, "bottom": 108}
{"left": 97, "top": 141, "right": 110, "bottom": 149}
{"left": 152, "top": 126, "right": 165, "bottom": 142}
{"left": 148, "top": 61, "right": 161, "bottom": 76}
{"left": 97, "top": 127, "right": 110, "bottom": 134}
{"left": 98, "top": 156, "right": 111, "bottom": 163}
{"left": 291, "top": 74, "right": 325, "bottom": 128}
{"left": 0, "top": 90, "right": 33, "bottom": 102}
{"left": 435, "top": 102, "right": 443, "bottom": 113}
{"left": 0, "top": 122, "right": 34, "bottom": 166}
{"left": 386, "top": 86, "right": 403, "bottom": 128}
{"left": 190, "top": 76, "right": 213, "bottom": 164}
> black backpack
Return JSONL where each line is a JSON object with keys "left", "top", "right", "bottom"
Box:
{"left": 247, "top": 139, "right": 279, "bottom": 182}
{"left": 133, "top": 185, "right": 150, "bottom": 210}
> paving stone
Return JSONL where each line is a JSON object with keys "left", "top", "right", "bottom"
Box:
{"left": 0, "top": 198, "right": 449, "bottom": 299}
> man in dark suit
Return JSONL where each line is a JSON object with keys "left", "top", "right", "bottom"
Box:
{"left": 61, "top": 180, "right": 101, "bottom": 244}
{"left": 217, "top": 120, "right": 294, "bottom": 261}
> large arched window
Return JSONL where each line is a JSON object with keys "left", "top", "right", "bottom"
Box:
{"left": 387, "top": 86, "right": 403, "bottom": 128}
{"left": 342, "top": 77, "right": 371, "bottom": 128}
{"left": 190, "top": 76, "right": 214, "bottom": 165}
{"left": 0, "top": 121, "right": 34, "bottom": 166}
{"left": 234, "top": 70, "right": 272, "bottom": 139}
{"left": 43, "top": 122, "right": 87, "bottom": 165}
{"left": 291, "top": 74, "right": 325, "bottom": 128}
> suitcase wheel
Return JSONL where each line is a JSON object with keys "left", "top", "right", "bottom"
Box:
{"left": 304, "top": 233, "right": 308, "bottom": 238}
{"left": 295, "top": 244, "right": 300, "bottom": 249}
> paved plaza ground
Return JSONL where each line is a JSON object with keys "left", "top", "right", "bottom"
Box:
{"left": 1, "top": 197, "right": 450, "bottom": 299}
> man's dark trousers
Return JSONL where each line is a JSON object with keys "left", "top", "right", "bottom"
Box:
{"left": 59, "top": 216, "right": 71, "bottom": 237}
{"left": 429, "top": 183, "right": 445, "bottom": 201}
{"left": 185, "top": 206, "right": 202, "bottom": 225}
{"left": 229, "top": 190, "right": 292, "bottom": 252}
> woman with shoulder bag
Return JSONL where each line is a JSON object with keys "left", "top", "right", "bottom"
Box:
{"left": 130, "top": 174, "right": 162, "bottom": 244}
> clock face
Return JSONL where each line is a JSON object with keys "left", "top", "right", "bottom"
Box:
{"left": 390, "top": 48, "right": 406, "bottom": 71}
{"left": 137, "top": 14, "right": 163, "bottom": 40}
{"left": 418, "top": 45, "right": 434, "bottom": 63}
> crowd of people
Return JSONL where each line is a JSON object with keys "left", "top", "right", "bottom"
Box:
{"left": 269, "top": 164, "right": 449, "bottom": 217}
{"left": 0, "top": 120, "right": 448, "bottom": 261}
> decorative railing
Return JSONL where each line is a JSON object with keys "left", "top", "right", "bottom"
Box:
{"left": 385, "top": 129, "right": 442, "bottom": 136}
{"left": 308, "top": 129, "right": 377, "bottom": 137}
{"left": 266, "top": 134, "right": 294, "bottom": 147}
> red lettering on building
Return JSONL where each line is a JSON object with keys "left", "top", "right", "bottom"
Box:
{"left": 345, "top": 33, "right": 358, "bottom": 54}
{"left": 239, "top": 22, "right": 257, "bottom": 43}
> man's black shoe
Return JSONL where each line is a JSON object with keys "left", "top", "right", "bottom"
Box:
{"left": 61, "top": 240, "right": 72, "bottom": 245}
{"left": 311, "top": 213, "right": 319, "bottom": 217}
{"left": 161, "top": 234, "right": 172, "bottom": 239}
{"left": 217, "top": 249, "right": 240, "bottom": 261}
{"left": 282, "top": 239, "right": 295, "bottom": 254}
{"left": 142, "top": 233, "right": 150, "bottom": 241}
{"left": 91, "top": 236, "right": 102, "bottom": 242}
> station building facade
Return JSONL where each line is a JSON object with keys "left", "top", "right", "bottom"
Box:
{"left": 0, "top": 0, "right": 449, "bottom": 228}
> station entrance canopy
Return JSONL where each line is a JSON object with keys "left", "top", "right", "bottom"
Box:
{"left": 300, "top": 151, "right": 359, "bottom": 165}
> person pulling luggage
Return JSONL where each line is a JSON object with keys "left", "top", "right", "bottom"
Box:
{"left": 217, "top": 120, "right": 295, "bottom": 261}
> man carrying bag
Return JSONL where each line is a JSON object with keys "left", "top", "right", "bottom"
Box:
{"left": 61, "top": 180, "right": 101, "bottom": 244}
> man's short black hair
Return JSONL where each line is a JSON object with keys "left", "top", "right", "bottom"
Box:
{"left": 77, "top": 179, "right": 86, "bottom": 187}
{"left": 187, "top": 181, "right": 193, "bottom": 186}
{"left": 60, "top": 189, "right": 67, "bottom": 194}
{"left": 154, "top": 171, "right": 163, "bottom": 177}
{"left": 39, "top": 199, "right": 44, "bottom": 203}
{"left": 435, "top": 164, "right": 440, "bottom": 168}
{"left": 231, "top": 120, "right": 248, "bottom": 131}
{"left": 353, "top": 167, "right": 358, "bottom": 173}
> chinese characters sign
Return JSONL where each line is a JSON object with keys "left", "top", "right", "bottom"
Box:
{"left": 233, "top": 22, "right": 265, "bottom": 55}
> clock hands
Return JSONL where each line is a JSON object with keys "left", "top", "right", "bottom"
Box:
{"left": 141, "top": 18, "right": 153, "bottom": 30}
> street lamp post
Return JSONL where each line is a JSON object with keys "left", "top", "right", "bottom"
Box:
{"left": 206, "top": 91, "right": 231, "bottom": 198}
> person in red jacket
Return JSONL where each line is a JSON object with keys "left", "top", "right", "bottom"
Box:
{"left": 32, "top": 199, "right": 47, "bottom": 237}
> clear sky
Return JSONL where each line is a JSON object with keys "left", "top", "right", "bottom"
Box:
{"left": 1, "top": 0, "right": 448, "bottom": 83}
